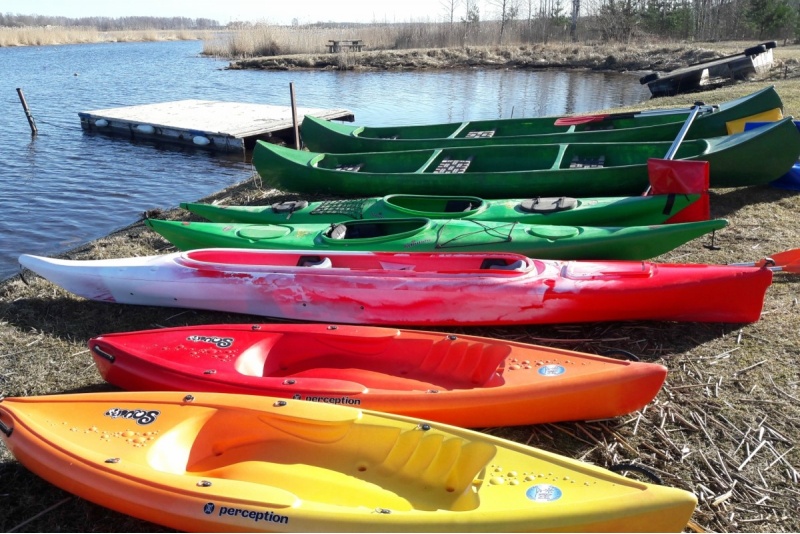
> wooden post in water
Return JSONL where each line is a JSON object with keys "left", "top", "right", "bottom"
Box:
{"left": 16, "top": 88, "right": 38, "bottom": 135}
{"left": 289, "top": 82, "right": 300, "bottom": 150}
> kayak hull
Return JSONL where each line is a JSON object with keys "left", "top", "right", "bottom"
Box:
{"left": 18, "top": 249, "right": 773, "bottom": 326}
{"left": 180, "top": 192, "right": 702, "bottom": 227}
{"left": 143, "top": 217, "right": 727, "bottom": 261}
{"left": 0, "top": 391, "right": 697, "bottom": 532}
{"left": 88, "top": 323, "right": 668, "bottom": 428}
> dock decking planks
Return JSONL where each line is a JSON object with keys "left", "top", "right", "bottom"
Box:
{"left": 78, "top": 100, "right": 354, "bottom": 153}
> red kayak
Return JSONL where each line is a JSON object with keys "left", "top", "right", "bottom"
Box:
{"left": 88, "top": 323, "right": 667, "bottom": 428}
{"left": 19, "top": 249, "right": 774, "bottom": 325}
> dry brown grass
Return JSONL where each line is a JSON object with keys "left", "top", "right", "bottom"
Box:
{"left": 2, "top": 45, "right": 800, "bottom": 533}
{"left": 0, "top": 27, "right": 213, "bottom": 47}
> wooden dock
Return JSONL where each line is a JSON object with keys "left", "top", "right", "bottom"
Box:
{"left": 78, "top": 100, "right": 354, "bottom": 153}
{"left": 641, "top": 42, "right": 776, "bottom": 98}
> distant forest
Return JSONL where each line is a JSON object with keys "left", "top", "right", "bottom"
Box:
{"left": 0, "top": 14, "right": 221, "bottom": 30}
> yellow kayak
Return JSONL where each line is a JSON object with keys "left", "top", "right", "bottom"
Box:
{"left": 0, "top": 391, "right": 697, "bottom": 532}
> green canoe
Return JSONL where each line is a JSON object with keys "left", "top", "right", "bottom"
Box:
{"left": 300, "top": 86, "right": 783, "bottom": 152}
{"left": 145, "top": 217, "right": 727, "bottom": 261}
{"left": 253, "top": 117, "right": 800, "bottom": 198}
{"left": 181, "top": 192, "right": 702, "bottom": 227}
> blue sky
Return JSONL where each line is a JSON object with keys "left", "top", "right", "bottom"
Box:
{"left": 2, "top": 0, "right": 461, "bottom": 24}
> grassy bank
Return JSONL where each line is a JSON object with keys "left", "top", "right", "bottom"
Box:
{"left": 2, "top": 51, "right": 800, "bottom": 533}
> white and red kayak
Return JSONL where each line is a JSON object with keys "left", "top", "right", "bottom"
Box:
{"left": 88, "top": 323, "right": 668, "bottom": 428}
{"left": 19, "top": 248, "right": 773, "bottom": 326}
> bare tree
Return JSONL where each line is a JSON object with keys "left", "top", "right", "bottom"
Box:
{"left": 487, "top": 0, "right": 521, "bottom": 43}
{"left": 442, "top": 0, "right": 462, "bottom": 24}
{"left": 461, "top": 0, "right": 481, "bottom": 44}
{"left": 570, "top": 0, "right": 580, "bottom": 40}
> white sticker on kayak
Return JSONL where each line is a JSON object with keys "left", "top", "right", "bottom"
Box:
{"left": 538, "top": 364, "right": 566, "bottom": 376}
{"left": 526, "top": 484, "right": 562, "bottom": 502}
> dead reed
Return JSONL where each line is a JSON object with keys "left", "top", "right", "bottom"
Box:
{"left": 0, "top": 27, "right": 212, "bottom": 47}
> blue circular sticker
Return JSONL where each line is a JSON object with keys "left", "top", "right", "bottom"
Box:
{"left": 538, "top": 364, "right": 566, "bottom": 377}
{"left": 526, "top": 484, "right": 563, "bottom": 502}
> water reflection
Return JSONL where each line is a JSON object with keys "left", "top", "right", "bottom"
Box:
{"left": 0, "top": 40, "right": 650, "bottom": 280}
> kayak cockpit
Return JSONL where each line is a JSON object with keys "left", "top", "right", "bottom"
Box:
{"left": 181, "top": 249, "right": 543, "bottom": 277}
{"left": 235, "top": 331, "right": 510, "bottom": 391}
{"left": 157, "top": 404, "right": 494, "bottom": 511}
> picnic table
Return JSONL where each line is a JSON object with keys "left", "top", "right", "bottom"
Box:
{"left": 327, "top": 39, "right": 365, "bottom": 53}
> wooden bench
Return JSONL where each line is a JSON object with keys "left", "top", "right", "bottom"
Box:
{"left": 327, "top": 39, "right": 364, "bottom": 53}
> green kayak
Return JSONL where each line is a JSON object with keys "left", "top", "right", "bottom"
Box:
{"left": 254, "top": 117, "right": 800, "bottom": 198}
{"left": 300, "top": 86, "right": 783, "bottom": 153}
{"left": 145, "top": 217, "right": 727, "bottom": 261}
{"left": 181, "top": 192, "right": 702, "bottom": 227}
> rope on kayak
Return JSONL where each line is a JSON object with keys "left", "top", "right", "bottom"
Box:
{"left": 609, "top": 463, "right": 664, "bottom": 485}
{"left": 434, "top": 220, "right": 516, "bottom": 249}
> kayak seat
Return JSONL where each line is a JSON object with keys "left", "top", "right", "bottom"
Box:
{"left": 444, "top": 199, "right": 474, "bottom": 212}
{"left": 480, "top": 258, "right": 527, "bottom": 271}
{"left": 520, "top": 197, "right": 578, "bottom": 213}
{"left": 328, "top": 224, "right": 348, "bottom": 239}
{"left": 335, "top": 163, "right": 363, "bottom": 172}
{"left": 569, "top": 155, "right": 606, "bottom": 168}
{"left": 464, "top": 130, "right": 495, "bottom": 138}
{"left": 377, "top": 428, "right": 496, "bottom": 505}
{"left": 327, "top": 223, "right": 387, "bottom": 240}
{"left": 297, "top": 255, "right": 333, "bottom": 268}
{"left": 434, "top": 157, "right": 472, "bottom": 174}
{"left": 418, "top": 339, "right": 509, "bottom": 386}
{"left": 271, "top": 200, "right": 309, "bottom": 214}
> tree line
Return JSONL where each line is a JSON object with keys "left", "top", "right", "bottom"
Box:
{"left": 0, "top": 14, "right": 220, "bottom": 30}
{"left": 2, "top": 0, "right": 794, "bottom": 44}
{"left": 442, "top": 0, "right": 794, "bottom": 43}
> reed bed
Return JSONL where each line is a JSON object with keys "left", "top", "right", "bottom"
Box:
{"left": 0, "top": 27, "right": 212, "bottom": 47}
{"left": 202, "top": 21, "right": 553, "bottom": 58}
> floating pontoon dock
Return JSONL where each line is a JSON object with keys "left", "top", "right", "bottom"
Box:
{"left": 78, "top": 100, "right": 354, "bottom": 153}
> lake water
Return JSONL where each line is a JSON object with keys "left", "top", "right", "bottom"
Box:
{"left": 0, "top": 40, "right": 650, "bottom": 281}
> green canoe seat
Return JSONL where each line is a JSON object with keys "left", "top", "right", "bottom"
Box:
{"left": 520, "top": 197, "right": 578, "bottom": 213}
{"left": 569, "top": 155, "right": 606, "bottom": 168}
{"left": 434, "top": 158, "right": 472, "bottom": 174}
{"left": 336, "top": 163, "right": 363, "bottom": 172}
{"left": 465, "top": 130, "right": 496, "bottom": 138}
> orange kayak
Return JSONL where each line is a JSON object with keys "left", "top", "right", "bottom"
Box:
{"left": 0, "top": 391, "right": 697, "bottom": 532}
{"left": 88, "top": 323, "right": 667, "bottom": 428}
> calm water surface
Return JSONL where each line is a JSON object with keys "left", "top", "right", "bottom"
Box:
{"left": 0, "top": 40, "right": 650, "bottom": 280}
